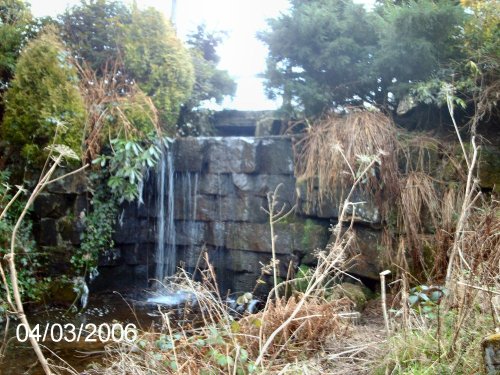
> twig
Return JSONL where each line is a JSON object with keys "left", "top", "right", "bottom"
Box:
{"left": 380, "top": 270, "right": 392, "bottom": 337}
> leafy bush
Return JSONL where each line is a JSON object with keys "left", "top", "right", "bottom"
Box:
{"left": 1, "top": 27, "right": 85, "bottom": 167}
{"left": 0, "top": 171, "right": 50, "bottom": 303}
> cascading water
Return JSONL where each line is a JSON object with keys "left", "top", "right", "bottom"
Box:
{"left": 182, "top": 172, "right": 199, "bottom": 255}
{"left": 154, "top": 147, "right": 176, "bottom": 286}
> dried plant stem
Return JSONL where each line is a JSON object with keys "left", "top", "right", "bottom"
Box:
{"left": 261, "top": 183, "right": 296, "bottom": 300}
{"left": 256, "top": 156, "right": 379, "bottom": 367}
{"left": 444, "top": 89, "right": 480, "bottom": 286}
{"left": 3, "top": 161, "right": 88, "bottom": 375}
{"left": 380, "top": 270, "right": 391, "bottom": 337}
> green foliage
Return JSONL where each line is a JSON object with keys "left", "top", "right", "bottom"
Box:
{"left": 0, "top": 171, "right": 50, "bottom": 303}
{"left": 93, "top": 137, "right": 162, "bottom": 203}
{"left": 259, "top": 0, "right": 466, "bottom": 116}
{"left": 178, "top": 25, "right": 236, "bottom": 136}
{"left": 377, "top": 309, "right": 492, "bottom": 374}
{"left": 374, "top": 0, "right": 465, "bottom": 100}
{"left": 58, "top": 0, "right": 130, "bottom": 73}
{"left": 259, "top": 0, "right": 379, "bottom": 115}
{"left": 148, "top": 327, "right": 256, "bottom": 374}
{"left": 60, "top": 1, "right": 194, "bottom": 134}
{"left": 77, "top": 136, "right": 162, "bottom": 276}
{"left": 75, "top": 174, "right": 118, "bottom": 276}
{"left": 407, "top": 285, "right": 447, "bottom": 320}
{"left": 123, "top": 5, "right": 194, "bottom": 133}
{"left": 1, "top": 27, "right": 85, "bottom": 166}
{"left": 0, "top": 0, "right": 32, "bottom": 91}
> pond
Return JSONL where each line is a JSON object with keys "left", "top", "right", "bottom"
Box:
{"left": 0, "top": 290, "right": 190, "bottom": 374}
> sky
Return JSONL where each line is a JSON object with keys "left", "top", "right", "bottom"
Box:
{"left": 29, "top": 0, "right": 374, "bottom": 111}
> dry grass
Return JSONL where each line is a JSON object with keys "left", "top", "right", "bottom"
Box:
{"left": 239, "top": 296, "right": 353, "bottom": 360}
{"left": 294, "top": 110, "right": 399, "bottom": 208}
{"left": 399, "top": 172, "right": 441, "bottom": 277}
{"left": 92, "top": 265, "right": 355, "bottom": 375}
{"left": 76, "top": 60, "right": 161, "bottom": 163}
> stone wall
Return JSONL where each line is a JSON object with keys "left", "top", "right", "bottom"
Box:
{"left": 32, "top": 172, "right": 89, "bottom": 276}
{"left": 91, "top": 136, "right": 386, "bottom": 293}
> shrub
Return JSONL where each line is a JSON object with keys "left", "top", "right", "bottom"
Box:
{"left": 1, "top": 27, "right": 85, "bottom": 167}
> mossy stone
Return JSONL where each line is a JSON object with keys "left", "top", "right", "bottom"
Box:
{"left": 329, "top": 283, "right": 368, "bottom": 311}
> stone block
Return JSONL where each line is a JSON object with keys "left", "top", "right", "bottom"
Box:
{"left": 173, "top": 137, "right": 207, "bottom": 172}
{"left": 46, "top": 170, "right": 89, "bottom": 194}
{"left": 174, "top": 221, "right": 208, "bottom": 246}
{"left": 57, "top": 216, "right": 81, "bottom": 245}
{"left": 34, "top": 193, "right": 72, "bottom": 218}
{"left": 288, "top": 219, "right": 330, "bottom": 254}
{"left": 330, "top": 227, "right": 385, "bottom": 280}
{"left": 37, "top": 218, "right": 59, "bottom": 246}
{"left": 205, "top": 221, "right": 226, "bottom": 247}
{"left": 232, "top": 174, "right": 296, "bottom": 205}
{"left": 198, "top": 173, "right": 234, "bottom": 196}
{"left": 225, "top": 223, "right": 293, "bottom": 254}
{"left": 218, "top": 195, "right": 268, "bottom": 222}
{"left": 483, "top": 333, "right": 500, "bottom": 374}
{"left": 257, "top": 138, "right": 294, "bottom": 174}
{"left": 74, "top": 194, "right": 88, "bottom": 217}
{"left": 297, "top": 184, "right": 380, "bottom": 224}
{"left": 113, "top": 219, "right": 155, "bottom": 244}
{"left": 177, "top": 245, "right": 206, "bottom": 269}
{"left": 99, "top": 248, "right": 122, "bottom": 266}
{"left": 208, "top": 137, "right": 258, "bottom": 173}
{"left": 122, "top": 243, "right": 152, "bottom": 265}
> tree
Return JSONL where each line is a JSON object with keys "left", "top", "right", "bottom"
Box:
{"left": 259, "top": 0, "right": 466, "bottom": 116}
{"left": 58, "top": 0, "right": 130, "bottom": 74}
{"left": 178, "top": 25, "right": 236, "bottom": 135}
{"left": 373, "top": 0, "right": 465, "bottom": 102}
{"left": 59, "top": 1, "right": 194, "bottom": 134}
{"left": 1, "top": 28, "right": 86, "bottom": 167}
{"left": 122, "top": 5, "right": 194, "bottom": 133}
{"left": 0, "top": 0, "right": 32, "bottom": 91}
{"left": 258, "top": 0, "right": 379, "bottom": 116}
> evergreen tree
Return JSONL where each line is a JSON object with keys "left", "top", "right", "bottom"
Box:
{"left": 122, "top": 5, "right": 194, "bottom": 133}
{"left": 178, "top": 25, "right": 236, "bottom": 136}
{"left": 1, "top": 28, "right": 85, "bottom": 167}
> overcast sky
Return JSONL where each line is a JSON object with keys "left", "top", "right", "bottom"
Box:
{"left": 29, "top": 0, "right": 374, "bottom": 110}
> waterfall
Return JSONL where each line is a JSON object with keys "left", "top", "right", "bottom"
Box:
{"left": 154, "top": 147, "right": 176, "bottom": 286}
{"left": 179, "top": 171, "right": 200, "bottom": 259}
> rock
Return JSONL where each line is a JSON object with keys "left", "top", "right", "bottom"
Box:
{"left": 33, "top": 193, "right": 72, "bottom": 218}
{"left": 175, "top": 221, "right": 208, "bottom": 246}
{"left": 173, "top": 137, "right": 207, "bottom": 172}
{"left": 213, "top": 110, "right": 273, "bottom": 136}
{"left": 257, "top": 138, "right": 294, "bottom": 174}
{"left": 218, "top": 195, "right": 268, "bottom": 222}
{"left": 122, "top": 243, "right": 152, "bottom": 265}
{"left": 255, "top": 118, "right": 282, "bottom": 136}
{"left": 232, "top": 173, "right": 296, "bottom": 205}
{"left": 46, "top": 170, "right": 88, "bottom": 194}
{"left": 478, "top": 146, "right": 500, "bottom": 193}
{"left": 57, "top": 216, "right": 81, "bottom": 245}
{"left": 47, "top": 278, "right": 79, "bottom": 306}
{"left": 37, "top": 218, "right": 59, "bottom": 246}
{"left": 329, "top": 283, "right": 368, "bottom": 311}
{"left": 289, "top": 219, "right": 330, "bottom": 254}
{"left": 113, "top": 218, "right": 155, "bottom": 244}
{"left": 483, "top": 333, "right": 500, "bottom": 374}
{"left": 297, "top": 182, "right": 380, "bottom": 224}
{"left": 205, "top": 221, "right": 226, "bottom": 247}
{"left": 225, "top": 223, "right": 293, "bottom": 254}
{"left": 208, "top": 137, "right": 258, "bottom": 173}
{"left": 330, "top": 227, "right": 385, "bottom": 280}
{"left": 198, "top": 173, "right": 234, "bottom": 196}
